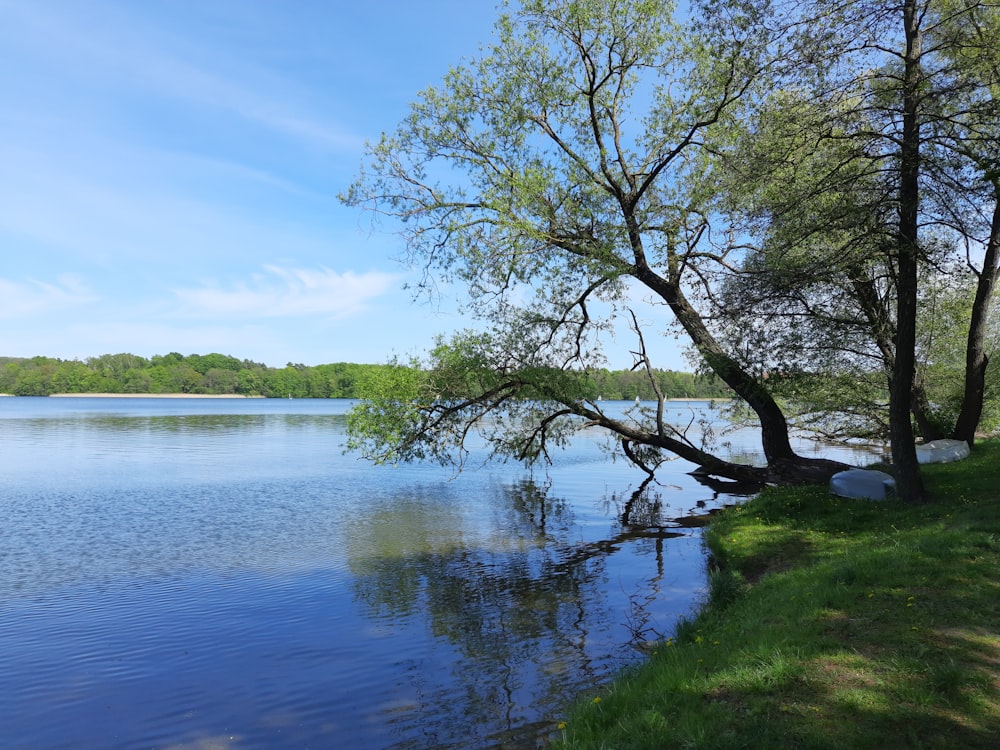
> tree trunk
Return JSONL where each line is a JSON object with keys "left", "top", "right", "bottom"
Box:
{"left": 953, "top": 191, "right": 1000, "bottom": 446}
{"left": 911, "top": 375, "right": 943, "bottom": 442}
{"left": 848, "top": 267, "right": 942, "bottom": 441}
{"left": 890, "top": 0, "right": 925, "bottom": 503}
{"left": 631, "top": 264, "right": 850, "bottom": 484}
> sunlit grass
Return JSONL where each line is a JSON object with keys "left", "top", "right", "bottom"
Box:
{"left": 551, "top": 439, "right": 1000, "bottom": 749}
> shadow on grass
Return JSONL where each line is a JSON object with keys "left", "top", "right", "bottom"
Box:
{"left": 553, "top": 439, "right": 1000, "bottom": 750}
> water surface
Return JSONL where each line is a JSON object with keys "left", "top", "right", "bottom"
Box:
{"left": 0, "top": 397, "right": 880, "bottom": 749}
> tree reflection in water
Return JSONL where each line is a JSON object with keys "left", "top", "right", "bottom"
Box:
{"left": 345, "top": 476, "right": 732, "bottom": 749}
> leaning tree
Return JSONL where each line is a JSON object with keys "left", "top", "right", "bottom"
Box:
{"left": 342, "top": 0, "right": 862, "bottom": 485}
{"left": 711, "top": 0, "right": 1000, "bottom": 501}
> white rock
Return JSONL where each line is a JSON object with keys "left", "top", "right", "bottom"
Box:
{"left": 830, "top": 469, "right": 897, "bottom": 500}
{"left": 915, "top": 439, "right": 970, "bottom": 464}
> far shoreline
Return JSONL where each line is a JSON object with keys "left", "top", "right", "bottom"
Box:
{"left": 48, "top": 393, "right": 266, "bottom": 399}
{"left": 5, "top": 394, "right": 728, "bottom": 401}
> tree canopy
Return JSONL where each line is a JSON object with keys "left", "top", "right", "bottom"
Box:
{"left": 713, "top": 0, "right": 1000, "bottom": 498}
{"left": 0, "top": 354, "right": 380, "bottom": 399}
{"left": 343, "top": 0, "right": 1000, "bottom": 500}
{"left": 0, "top": 353, "right": 722, "bottom": 402}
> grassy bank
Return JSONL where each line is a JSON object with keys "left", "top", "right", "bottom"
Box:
{"left": 552, "top": 440, "right": 1000, "bottom": 749}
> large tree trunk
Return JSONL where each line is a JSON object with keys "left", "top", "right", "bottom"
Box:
{"left": 587, "top": 393, "right": 850, "bottom": 485}
{"left": 890, "top": 0, "right": 926, "bottom": 503}
{"left": 911, "top": 375, "right": 943, "bottom": 442}
{"left": 631, "top": 262, "right": 851, "bottom": 484}
{"left": 848, "top": 268, "right": 943, "bottom": 441}
{"left": 953, "top": 191, "right": 1000, "bottom": 446}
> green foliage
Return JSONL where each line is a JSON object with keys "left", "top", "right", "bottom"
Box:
{"left": 0, "top": 353, "right": 726, "bottom": 405}
{"left": 552, "top": 440, "right": 1000, "bottom": 749}
{"left": 345, "top": 358, "right": 433, "bottom": 463}
{"left": 341, "top": 325, "right": 735, "bottom": 472}
{"left": 339, "top": 0, "right": 829, "bottom": 483}
{"left": 767, "top": 370, "right": 892, "bottom": 441}
{"left": 587, "top": 367, "right": 730, "bottom": 401}
{"left": 712, "top": 0, "right": 1000, "bottom": 455}
{"left": 916, "top": 276, "right": 1000, "bottom": 433}
{"left": 757, "top": 272, "right": 1000, "bottom": 441}
{"left": 345, "top": 332, "right": 596, "bottom": 467}
{"left": 0, "top": 354, "right": 372, "bottom": 398}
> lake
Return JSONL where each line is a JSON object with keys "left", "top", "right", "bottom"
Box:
{"left": 0, "top": 397, "right": 882, "bottom": 749}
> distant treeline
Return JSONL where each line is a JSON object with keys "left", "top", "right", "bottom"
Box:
{"left": 0, "top": 353, "right": 730, "bottom": 400}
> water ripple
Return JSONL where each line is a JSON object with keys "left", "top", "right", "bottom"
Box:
{"left": 0, "top": 399, "right": 885, "bottom": 749}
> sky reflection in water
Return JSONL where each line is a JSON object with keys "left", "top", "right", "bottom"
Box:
{"left": 0, "top": 398, "right": 881, "bottom": 749}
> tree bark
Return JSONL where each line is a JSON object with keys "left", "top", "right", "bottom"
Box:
{"left": 953, "top": 190, "right": 1000, "bottom": 445}
{"left": 848, "top": 267, "right": 942, "bottom": 441}
{"left": 890, "top": 0, "right": 926, "bottom": 503}
{"left": 630, "top": 262, "right": 850, "bottom": 484}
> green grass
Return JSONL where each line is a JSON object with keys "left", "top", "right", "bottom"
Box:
{"left": 550, "top": 439, "right": 1000, "bottom": 749}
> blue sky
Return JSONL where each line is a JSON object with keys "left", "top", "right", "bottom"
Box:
{"left": 1, "top": 0, "right": 687, "bottom": 370}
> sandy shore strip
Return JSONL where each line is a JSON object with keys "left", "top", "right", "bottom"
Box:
{"left": 49, "top": 393, "right": 266, "bottom": 399}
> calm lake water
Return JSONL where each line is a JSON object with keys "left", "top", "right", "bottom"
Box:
{"left": 0, "top": 397, "right": 881, "bottom": 749}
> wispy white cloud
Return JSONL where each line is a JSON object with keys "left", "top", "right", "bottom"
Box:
{"left": 0, "top": 134, "right": 354, "bottom": 271}
{"left": 0, "top": 1, "right": 362, "bottom": 154}
{"left": 172, "top": 265, "right": 401, "bottom": 319}
{"left": 0, "top": 275, "right": 97, "bottom": 319}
